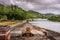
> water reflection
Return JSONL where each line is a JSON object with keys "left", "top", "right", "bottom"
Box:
{"left": 29, "top": 20, "right": 60, "bottom": 33}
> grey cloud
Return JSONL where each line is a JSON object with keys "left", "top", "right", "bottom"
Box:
{"left": 34, "top": 10, "right": 60, "bottom": 14}
{"left": 0, "top": 0, "right": 11, "bottom": 5}
{"left": 0, "top": 0, "right": 60, "bottom": 14}
{"left": 17, "top": 0, "right": 60, "bottom": 5}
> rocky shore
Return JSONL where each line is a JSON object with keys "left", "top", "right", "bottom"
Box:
{"left": 10, "top": 23, "right": 60, "bottom": 40}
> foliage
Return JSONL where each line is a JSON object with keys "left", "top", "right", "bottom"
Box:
{"left": 2, "top": 15, "right": 7, "bottom": 21}
{"left": 48, "top": 15, "right": 60, "bottom": 22}
{"left": 0, "top": 4, "right": 41, "bottom": 20}
{"left": 0, "top": 4, "right": 60, "bottom": 22}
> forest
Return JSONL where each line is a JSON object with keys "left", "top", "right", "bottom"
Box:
{"left": 0, "top": 4, "right": 60, "bottom": 22}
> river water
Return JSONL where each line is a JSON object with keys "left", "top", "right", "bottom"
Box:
{"left": 29, "top": 19, "right": 60, "bottom": 33}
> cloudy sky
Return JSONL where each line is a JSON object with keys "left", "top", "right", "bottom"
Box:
{"left": 0, "top": 0, "right": 60, "bottom": 14}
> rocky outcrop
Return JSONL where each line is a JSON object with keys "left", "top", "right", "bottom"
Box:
{"left": 11, "top": 23, "right": 60, "bottom": 40}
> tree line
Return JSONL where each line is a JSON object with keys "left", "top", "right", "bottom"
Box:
{"left": 0, "top": 4, "right": 39, "bottom": 21}
{"left": 0, "top": 4, "right": 60, "bottom": 22}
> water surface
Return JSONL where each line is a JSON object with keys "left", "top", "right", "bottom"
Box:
{"left": 29, "top": 19, "right": 60, "bottom": 33}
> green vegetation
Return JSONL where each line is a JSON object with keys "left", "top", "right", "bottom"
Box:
{"left": 0, "top": 4, "right": 60, "bottom": 22}
{"left": 48, "top": 15, "right": 60, "bottom": 22}
{"left": 0, "top": 4, "right": 39, "bottom": 21}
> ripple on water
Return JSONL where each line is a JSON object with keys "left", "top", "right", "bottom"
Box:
{"left": 29, "top": 20, "right": 60, "bottom": 33}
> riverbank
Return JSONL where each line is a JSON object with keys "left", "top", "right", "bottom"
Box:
{"left": 11, "top": 23, "right": 60, "bottom": 40}
{"left": 0, "top": 20, "right": 60, "bottom": 40}
{"left": 0, "top": 21, "right": 21, "bottom": 26}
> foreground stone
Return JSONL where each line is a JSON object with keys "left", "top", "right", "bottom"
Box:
{"left": 11, "top": 23, "right": 60, "bottom": 40}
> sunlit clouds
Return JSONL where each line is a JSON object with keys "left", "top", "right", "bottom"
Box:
{"left": 27, "top": 3, "right": 34, "bottom": 9}
{"left": 10, "top": 0, "right": 15, "bottom": 5}
{"left": 15, "top": 1, "right": 34, "bottom": 10}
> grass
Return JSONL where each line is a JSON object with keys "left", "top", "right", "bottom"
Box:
{"left": 0, "top": 20, "right": 22, "bottom": 26}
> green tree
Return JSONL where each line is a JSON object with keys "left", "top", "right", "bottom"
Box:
{"left": 2, "top": 15, "right": 7, "bottom": 21}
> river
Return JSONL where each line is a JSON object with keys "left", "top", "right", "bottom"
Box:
{"left": 29, "top": 19, "right": 60, "bottom": 33}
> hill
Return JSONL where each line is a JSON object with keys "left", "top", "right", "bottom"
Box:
{"left": 0, "top": 4, "right": 60, "bottom": 22}
{"left": 0, "top": 4, "right": 40, "bottom": 21}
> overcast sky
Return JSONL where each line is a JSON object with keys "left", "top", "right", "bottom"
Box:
{"left": 0, "top": 0, "right": 60, "bottom": 14}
